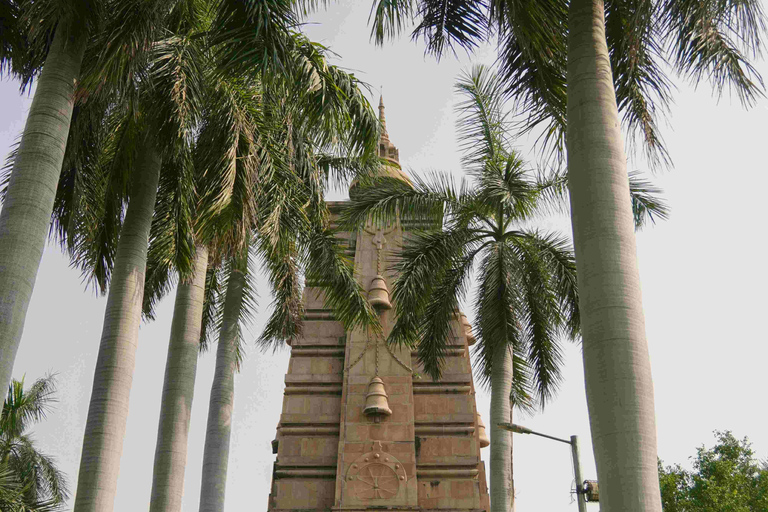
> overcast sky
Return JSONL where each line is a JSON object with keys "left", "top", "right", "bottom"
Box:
{"left": 2, "top": 1, "right": 767, "bottom": 511}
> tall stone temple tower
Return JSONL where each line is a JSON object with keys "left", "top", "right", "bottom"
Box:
{"left": 266, "top": 98, "right": 491, "bottom": 512}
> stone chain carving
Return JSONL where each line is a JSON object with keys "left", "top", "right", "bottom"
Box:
{"left": 344, "top": 329, "right": 413, "bottom": 375}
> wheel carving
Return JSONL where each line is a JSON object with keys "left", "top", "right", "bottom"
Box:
{"left": 345, "top": 441, "right": 408, "bottom": 501}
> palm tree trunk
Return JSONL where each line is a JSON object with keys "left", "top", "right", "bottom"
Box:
{"left": 509, "top": 400, "right": 515, "bottom": 512}
{"left": 73, "top": 140, "right": 162, "bottom": 512}
{"left": 0, "top": 28, "right": 86, "bottom": 394}
{"left": 150, "top": 245, "right": 209, "bottom": 512}
{"left": 566, "top": 1, "right": 661, "bottom": 511}
{"left": 199, "top": 264, "right": 244, "bottom": 512}
{"left": 490, "top": 343, "right": 513, "bottom": 512}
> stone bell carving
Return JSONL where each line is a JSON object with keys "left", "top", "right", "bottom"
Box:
{"left": 363, "top": 376, "right": 393, "bottom": 418}
{"left": 368, "top": 275, "right": 393, "bottom": 311}
{"left": 476, "top": 412, "right": 490, "bottom": 448}
{"left": 460, "top": 312, "right": 477, "bottom": 346}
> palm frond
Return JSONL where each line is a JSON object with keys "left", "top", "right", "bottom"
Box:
{"left": 145, "top": 33, "right": 207, "bottom": 150}
{"left": 1, "top": 375, "right": 56, "bottom": 438}
{"left": 661, "top": 0, "right": 767, "bottom": 106}
{"left": 454, "top": 64, "right": 511, "bottom": 172}
{"left": 304, "top": 225, "right": 380, "bottom": 333}
{"left": 472, "top": 241, "right": 527, "bottom": 394}
{"left": 369, "top": 0, "right": 415, "bottom": 44}
{"left": 492, "top": 0, "right": 568, "bottom": 163}
{"left": 257, "top": 234, "right": 303, "bottom": 350}
{"left": 195, "top": 74, "right": 266, "bottom": 249}
{"left": 208, "top": 0, "right": 297, "bottom": 75}
{"left": 390, "top": 225, "right": 483, "bottom": 349}
{"left": 410, "top": 0, "right": 489, "bottom": 57}
{"left": 199, "top": 252, "right": 222, "bottom": 352}
{"left": 412, "top": 244, "right": 477, "bottom": 380}
{"left": 213, "top": 251, "right": 257, "bottom": 370}
{"left": 143, "top": 152, "right": 197, "bottom": 319}
{"left": 628, "top": 170, "right": 670, "bottom": 229}
{"left": 605, "top": 0, "right": 673, "bottom": 168}
{"left": 0, "top": 136, "right": 20, "bottom": 202}
{"left": 341, "top": 173, "right": 468, "bottom": 231}
{"left": 77, "top": 0, "right": 171, "bottom": 101}
{"left": 505, "top": 231, "right": 569, "bottom": 404}
{"left": 254, "top": 166, "right": 309, "bottom": 349}
{"left": 475, "top": 150, "right": 539, "bottom": 222}
{"left": 57, "top": 104, "right": 142, "bottom": 293}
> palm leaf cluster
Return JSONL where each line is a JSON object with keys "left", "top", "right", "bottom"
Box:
{"left": 369, "top": 0, "right": 765, "bottom": 166}
{"left": 0, "top": 376, "right": 67, "bottom": 511}
{"left": 0, "top": 0, "right": 382, "bottom": 343}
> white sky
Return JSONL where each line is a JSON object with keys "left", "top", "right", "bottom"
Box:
{"left": 1, "top": 1, "right": 767, "bottom": 511}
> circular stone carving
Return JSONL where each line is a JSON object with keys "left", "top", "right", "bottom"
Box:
{"left": 349, "top": 463, "right": 400, "bottom": 500}
{"left": 345, "top": 441, "right": 408, "bottom": 501}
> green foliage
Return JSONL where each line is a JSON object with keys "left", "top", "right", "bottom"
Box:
{"left": 366, "top": 0, "right": 766, "bottom": 167}
{"left": 659, "top": 431, "right": 768, "bottom": 512}
{"left": 0, "top": 376, "right": 68, "bottom": 511}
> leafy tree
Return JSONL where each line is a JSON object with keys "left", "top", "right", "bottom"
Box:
{"left": 659, "top": 431, "right": 768, "bottom": 512}
{"left": 343, "top": 64, "right": 667, "bottom": 512}
{"left": 0, "top": 375, "right": 68, "bottom": 511}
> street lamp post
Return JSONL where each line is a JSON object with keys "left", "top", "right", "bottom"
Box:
{"left": 498, "top": 423, "right": 588, "bottom": 512}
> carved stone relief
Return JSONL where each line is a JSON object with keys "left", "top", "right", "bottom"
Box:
{"left": 345, "top": 441, "right": 408, "bottom": 501}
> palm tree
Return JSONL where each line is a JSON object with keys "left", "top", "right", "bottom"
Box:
{"left": 0, "top": 461, "right": 60, "bottom": 512}
{"left": 345, "top": 66, "right": 579, "bottom": 512}
{"left": 0, "top": 0, "right": 101, "bottom": 396}
{"left": 140, "top": 30, "right": 381, "bottom": 509}
{"left": 67, "top": 2, "right": 367, "bottom": 508}
{"left": 0, "top": 375, "right": 68, "bottom": 510}
{"left": 364, "top": 2, "right": 765, "bottom": 509}
{"left": 148, "top": 245, "right": 208, "bottom": 512}
{"left": 197, "top": 251, "right": 251, "bottom": 512}
{"left": 343, "top": 65, "right": 668, "bottom": 512}
{"left": 195, "top": 57, "right": 383, "bottom": 512}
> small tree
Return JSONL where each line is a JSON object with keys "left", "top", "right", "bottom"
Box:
{"left": 659, "top": 431, "right": 768, "bottom": 512}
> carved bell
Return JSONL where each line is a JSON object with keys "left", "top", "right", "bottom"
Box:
{"left": 460, "top": 313, "right": 477, "bottom": 346}
{"left": 477, "top": 412, "right": 490, "bottom": 448}
{"left": 363, "top": 376, "right": 393, "bottom": 417}
{"left": 368, "top": 275, "right": 392, "bottom": 311}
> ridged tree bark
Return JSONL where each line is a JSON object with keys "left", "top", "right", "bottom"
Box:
{"left": 490, "top": 343, "right": 513, "bottom": 512}
{"left": 0, "top": 28, "right": 86, "bottom": 394}
{"left": 73, "top": 140, "right": 162, "bottom": 512}
{"left": 199, "top": 266, "right": 244, "bottom": 512}
{"left": 150, "top": 245, "right": 209, "bottom": 512}
{"left": 566, "top": 0, "right": 661, "bottom": 510}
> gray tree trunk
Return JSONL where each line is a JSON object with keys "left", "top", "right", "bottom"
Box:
{"left": 73, "top": 141, "right": 162, "bottom": 512}
{"left": 566, "top": 1, "right": 662, "bottom": 511}
{"left": 490, "top": 344, "right": 513, "bottom": 512}
{"left": 0, "top": 28, "right": 86, "bottom": 394}
{"left": 199, "top": 265, "right": 245, "bottom": 512}
{"left": 150, "top": 245, "right": 209, "bottom": 512}
{"left": 509, "top": 400, "right": 514, "bottom": 512}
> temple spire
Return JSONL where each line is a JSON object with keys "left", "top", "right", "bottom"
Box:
{"left": 349, "top": 94, "right": 411, "bottom": 196}
{"left": 378, "top": 95, "right": 389, "bottom": 141}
